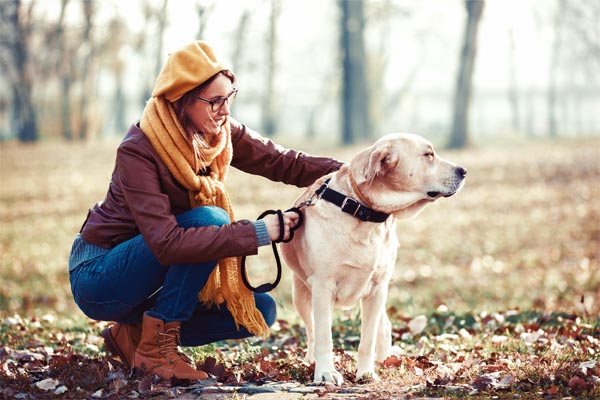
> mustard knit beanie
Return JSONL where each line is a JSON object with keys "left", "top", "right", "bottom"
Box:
{"left": 151, "top": 41, "right": 225, "bottom": 102}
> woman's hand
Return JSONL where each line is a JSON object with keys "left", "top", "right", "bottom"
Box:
{"left": 262, "top": 211, "right": 300, "bottom": 242}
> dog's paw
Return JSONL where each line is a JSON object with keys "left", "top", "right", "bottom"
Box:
{"left": 356, "top": 370, "right": 380, "bottom": 383}
{"left": 376, "top": 345, "right": 403, "bottom": 362}
{"left": 314, "top": 368, "right": 344, "bottom": 385}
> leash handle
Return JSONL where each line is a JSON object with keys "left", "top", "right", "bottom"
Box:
{"left": 240, "top": 207, "right": 303, "bottom": 293}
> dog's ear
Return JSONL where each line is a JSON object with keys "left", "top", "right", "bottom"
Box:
{"left": 364, "top": 143, "right": 398, "bottom": 184}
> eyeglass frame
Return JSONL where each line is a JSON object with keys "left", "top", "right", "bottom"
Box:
{"left": 192, "top": 88, "right": 238, "bottom": 112}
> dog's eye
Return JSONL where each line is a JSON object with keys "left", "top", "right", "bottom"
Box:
{"left": 424, "top": 152, "right": 434, "bottom": 160}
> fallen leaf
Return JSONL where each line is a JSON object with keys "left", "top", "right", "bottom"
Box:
{"left": 473, "top": 372, "right": 515, "bottom": 390}
{"left": 568, "top": 376, "right": 587, "bottom": 392}
{"left": 579, "top": 360, "right": 596, "bottom": 375}
{"left": 491, "top": 335, "right": 509, "bottom": 344}
{"left": 35, "top": 378, "right": 59, "bottom": 391}
{"left": 382, "top": 355, "right": 401, "bottom": 368}
{"left": 54, "top": 385, "right": 68, "bottom": 395}
{"left": 545, "top": 385, "right": 559, "bottom": 395}
{"left": 408, "top": 315, "right": 428, "bottom": 336}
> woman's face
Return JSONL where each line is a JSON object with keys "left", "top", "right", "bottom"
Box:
{"left": 185, "top": 73, "right": 235, "bottom": 136}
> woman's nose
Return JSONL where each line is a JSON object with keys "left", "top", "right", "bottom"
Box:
{"left": 219, "top": 101, "right": 231, "bottom": 116}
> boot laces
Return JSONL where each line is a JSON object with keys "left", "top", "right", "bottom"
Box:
{"left": 156, "top": 326, "right": 191, "bottom": 364}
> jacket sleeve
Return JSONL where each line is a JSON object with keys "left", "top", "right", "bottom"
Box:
{"left": 116, "top": 137, "right": 259, "bottom": 266}
{"left": 229, "top": 118, "right": 344, "bottom": 187}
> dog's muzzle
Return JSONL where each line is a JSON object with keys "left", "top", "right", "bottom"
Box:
{"left": 427, "top": 167, "right": 467, "bottom": 198}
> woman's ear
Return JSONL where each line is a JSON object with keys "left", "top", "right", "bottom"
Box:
{"left": 364, "top": 143, "right": 399, "bottom": 184}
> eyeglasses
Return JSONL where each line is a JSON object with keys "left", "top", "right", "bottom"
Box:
{"left": 192, "top": 88, "right": 238, "bottom": 112}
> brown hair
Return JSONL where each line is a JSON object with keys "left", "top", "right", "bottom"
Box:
{"left": 172, "top": 70, "right": 236, "bottom": 138}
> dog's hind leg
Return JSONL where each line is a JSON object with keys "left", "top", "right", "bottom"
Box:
{"left": 375, "top": 311, "right": 392, "bottom": 362}
{"left": 292, "top": 274, "right": 315, "bottom": 362}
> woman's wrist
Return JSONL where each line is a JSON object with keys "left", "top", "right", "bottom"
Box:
{"left": 252, "top": 220, "right": 271, "bottom": 247}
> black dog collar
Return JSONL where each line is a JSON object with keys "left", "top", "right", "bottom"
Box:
{"left": 315, "top": 179, "right": 389, "bottom": 223}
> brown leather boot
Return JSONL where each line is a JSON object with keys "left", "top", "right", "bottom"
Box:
{"left": 101, "top": 322, "right": 142, "bottom": 368}
{"left": 133, "top": 313, "right": 208, "bottom": 380}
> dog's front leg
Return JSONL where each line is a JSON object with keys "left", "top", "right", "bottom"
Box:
{"left": 309, "top": 278, "right": 344, "bottom": 385}
{"left": 356, "top": 282, "right": 389, "bottom": 381}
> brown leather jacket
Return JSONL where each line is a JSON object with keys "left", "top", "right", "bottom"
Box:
{"left": 80, "top": 119, "right": 343, "bottom": 266}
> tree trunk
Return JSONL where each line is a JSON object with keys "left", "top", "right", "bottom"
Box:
{"left": 153, "top": 0, "right": 169, "bottom": 79}
{"left": 57, "top": 0, "right": 73, "bottom": 141}
{"left": 507, "top": 28, "right": 520, "bottom": 132}
{"left": 340, "top": 0, "right": 370, "bottom": 145}
{"left": 196, "top": 2, "right": 215, "bottom": 41}
{"left": 547, "top": 0, "right": 565, "bottom": 138}
{"left": 261, "top": 0, "right": 281, "bottom": 137}
{"left": 78, "top": 0, "right": 95, "bottom": 140}
{"left": 231, "top": 9, "right": 251, "bottom": 77}
{"left": 138, "top": 0, "right": 169, "bottom": 104}
{"left": 0, "top": 0, "right": 38, "bottom": 142}
{"left": 448, "top": 0, "right": 485, "bottom": 149}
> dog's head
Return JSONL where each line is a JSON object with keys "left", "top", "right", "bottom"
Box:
{"left": 350, "top": 133, "right": 466, "bottom": 217}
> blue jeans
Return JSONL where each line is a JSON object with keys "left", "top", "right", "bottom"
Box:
{"left": 69, "top": 206, "right": 276, "bottom": 346}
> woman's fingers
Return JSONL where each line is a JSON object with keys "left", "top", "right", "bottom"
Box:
{"left": 260, "top": 210, "right": 302, "bottom": 242}
{"left": 283, "top": 211, "right": 299, "bottom": 228}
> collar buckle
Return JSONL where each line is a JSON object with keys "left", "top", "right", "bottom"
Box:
{"left": 341, "top": 197, "right": 360, "bottom": 217}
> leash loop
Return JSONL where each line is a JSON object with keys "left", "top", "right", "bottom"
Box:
{"left": 240, "top": 206, "right": 304, "bottom": 293}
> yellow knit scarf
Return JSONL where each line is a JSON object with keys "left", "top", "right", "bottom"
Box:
{"left": 140, "top": 96, "right": 270, "bottom": 337}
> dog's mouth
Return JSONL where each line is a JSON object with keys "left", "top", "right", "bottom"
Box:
{"left": 427, "top": 178, "right": 465, "bottom": 199}
{"left": 427, "top": 190, "right": 456, "bottom": 199}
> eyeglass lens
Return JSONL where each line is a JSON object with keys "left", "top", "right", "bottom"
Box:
{"left": 212, "top": 90, "right": 237, "bottom": 112}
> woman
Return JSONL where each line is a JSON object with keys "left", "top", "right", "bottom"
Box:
{"left": 68, "top": 41, "right": 343, "bottom": 380}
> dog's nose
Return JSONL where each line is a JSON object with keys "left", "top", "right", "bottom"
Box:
{"left": 455, "top": 167, "right": 467, "bottom": 178}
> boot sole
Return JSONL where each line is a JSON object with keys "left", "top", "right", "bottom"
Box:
{"left": 101, "top": 326, "right": 132, "bottom": 369}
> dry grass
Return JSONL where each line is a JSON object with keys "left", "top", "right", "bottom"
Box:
{"left": 1, "top": 135, "right": 599, "bottom": 398}
{"left": 0, "top": 136, "right": 598, "bottom": 321}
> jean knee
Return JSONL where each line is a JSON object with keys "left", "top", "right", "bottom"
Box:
{"left": 254, "top": 293, "right": 277, "bottom": 327}
{"left": 177, "top": 206, "right": 231, "bottom": 228}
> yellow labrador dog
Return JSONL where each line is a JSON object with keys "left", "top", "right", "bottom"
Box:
{"left": 281, "top": 133, "right": 466, "bottom": 384}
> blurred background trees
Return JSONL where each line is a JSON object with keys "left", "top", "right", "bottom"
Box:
{"left": 448, "top": 0, "right": 484, "bottom": 149}
{"left": 0, "top": 0, "right": 599, "bottom": 147}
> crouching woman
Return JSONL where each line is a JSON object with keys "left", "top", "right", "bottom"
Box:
{"left": 68, "top": 41, "right": 343, "bottom": 380}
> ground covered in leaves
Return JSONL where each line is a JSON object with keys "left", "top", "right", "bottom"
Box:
{"left": 1, "top": 137, "right": 599, "bottom": 398}
{"left": 1, "top": 309, "right": 599, "bottom": 399}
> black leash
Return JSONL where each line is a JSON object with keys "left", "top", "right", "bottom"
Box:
{"left": 240, "top": 178, "right": 388, "bottom": 293}
{"left": 240, "top": 206, "right": 304, "bottom": 293}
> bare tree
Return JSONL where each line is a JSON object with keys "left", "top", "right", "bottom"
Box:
{"left": 101, "top": 15, "right": 128, "bottom": 135}
{"left": 563, "top": 1, "right": 600, "bottom": 64}
{"left": 77, "top": 0, "right": 96, "bottom": 140}
{"left": 153, "top": 0, "right": 168, "bottom": 80}
{"left": 507, "top": 28, "right": 520, "bottom": 132}
{"left": 231, "top": 8, "right": 251, "bottom": 75}
{"left": 195, "top": 1, "right": 215, "bottom": 39}
{"left": 367, "top": 1, "right": 415, "bottom": 135}
{"left": 54, "top": 0, "right": 74, "bottom": 141}
{"left": 553, "top": 0, "right": 600, "bottom": 136}
{"left": 340, "top": 0, "right": 370, "bottom": 145}
{"left": 138, "top": 0, "right": 169, "bottom": 104}
{"left": 448, "top": 0, "right": 485, "bottom": 149}
{"left": 261, "top": 0, "right": 281, "bottom": 137}
{"left": 0, "top": 0, "right": 38, "bottom": 142}
{"left": 547, "top": 0, "right": 565, "bottom": 138}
